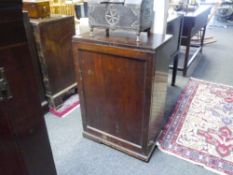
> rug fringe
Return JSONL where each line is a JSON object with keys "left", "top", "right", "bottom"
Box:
{"left": 156, "top": 141, "right": 228, "bottom": 175}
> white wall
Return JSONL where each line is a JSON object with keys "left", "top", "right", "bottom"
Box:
{"left": 151, "top": 0, "right": 169, "bottom": 34}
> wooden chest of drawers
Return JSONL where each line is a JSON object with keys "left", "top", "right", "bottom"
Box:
{"left": 73, "top": 31, "right": 172, "bottom": 161}
{"left": 23, "top": 0, "right": 50, "bottom": 19}
{"left": 30, "top": 15, "right": 76, "bottom": 108}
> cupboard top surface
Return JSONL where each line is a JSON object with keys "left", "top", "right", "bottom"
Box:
{"left": 73, "top": 30, "right": 172, "bottom": 52}
{"left": 29, "top": 14, "right": 73, "bottom": 25}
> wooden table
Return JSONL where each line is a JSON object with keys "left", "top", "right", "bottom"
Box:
{"left": 178, "top": 6, "right": 211, "bottom": 76}
{"left": 73, "top": 31, "right": 172, "bottom": 161}
{"left": 166, "top": 14, "right": 184, "bottom": 85}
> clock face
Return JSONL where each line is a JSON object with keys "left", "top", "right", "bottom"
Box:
{"left": 105, "top": 6, "right": 120, "bottom": 26}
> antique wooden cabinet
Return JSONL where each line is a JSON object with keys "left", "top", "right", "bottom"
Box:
{"left": 29, "top": 15, "right": 76, "bottom": 108}
{"left": 0, "top": 1, "right": 57, "bottom": 175}
{"left": 73, "top": 31, "right": 172, "bottom": 161}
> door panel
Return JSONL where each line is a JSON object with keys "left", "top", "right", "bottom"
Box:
{"left": 80, "top": 50, "right": 146, "bottom": 145}
{"left": 0, "top": 107, "right": 27, "bottom": 175}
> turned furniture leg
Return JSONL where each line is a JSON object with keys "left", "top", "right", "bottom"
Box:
{"left": 106, "top": 29, "right": 110, "bottom": 37}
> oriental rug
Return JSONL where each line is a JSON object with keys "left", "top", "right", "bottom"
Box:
{"left": 49, "top": 94, "right": 80, "bottom": 118}
{"left": 157, "top": 78, "right": 233, "bottom": 175}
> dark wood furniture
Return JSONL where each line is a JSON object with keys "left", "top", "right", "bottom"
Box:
{"left": 29, "top": 15, "right": 76, "bottom": 108}
{"left": 73, "top": 31, "right": 172, "bottom": 161}
{"left": 23, "top": 12, "right": 48, "bottom": 111}
{"left": 166, "top": 14, "right": 184, "bottom": 86}
{"left": 179, "top": 6, "right": 211, "bottom": 76}
{"left": 0, "top": 1, "right": 57, "bottom": 175}
{"left": 23, "top": 0, "right": 50, "bottom": 19}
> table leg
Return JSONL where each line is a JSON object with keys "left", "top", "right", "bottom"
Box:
{"left": 183, "top": 37, "right": 191, "bottom": 76}
{"left": 171, "top": 54, "right": 179, "bottom": 86}
{"left": 200, "top": 26, "right": 206, "bottom": 53}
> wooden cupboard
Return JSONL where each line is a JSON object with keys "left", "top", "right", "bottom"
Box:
{"left": 73, "top": 31, "right": 172, "bottom": 161}
{"left": 29, "top": 15, "right": 76, "bottom": 108}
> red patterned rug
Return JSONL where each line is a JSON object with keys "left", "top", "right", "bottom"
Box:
{"left": 157, "top": 78, "right": 233, "bottom": 175}
{"left": 49, "top": 94, "right": 80, "bottom": 118}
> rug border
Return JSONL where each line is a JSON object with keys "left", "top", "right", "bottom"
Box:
{"left": 157, "top": 142, "right": 227, "bottom": 175}
{"left": 57, "top": 104, "right": 80, "bottom": 118}
{"left": 49, "top": 101, "right": 80, "bottom": 118}
{"left": 159, "top": 78, "right": 199, "bottom": 144}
